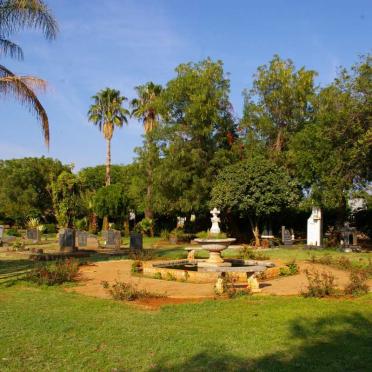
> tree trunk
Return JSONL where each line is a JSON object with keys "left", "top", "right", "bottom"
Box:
{"left": 106, "top": 138, "right": 111, "bottom": 186}
{"left": 248, "top": 217, "right": 260, "bottom": 247}
{"left": 89, "top": 212, "right": 98, "bottom": 234}
{"left": 144, "top": 137, "right": 155, "bottom": 236}
{"left": 102, "top": 216, "right": 109, "bottom": 231}
{"left": 274, "top": 127, "right": 284, "bottom": 153}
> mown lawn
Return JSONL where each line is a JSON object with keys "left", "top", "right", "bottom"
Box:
{"left": 0, "top": 284, "right": 371, "bottom": 371}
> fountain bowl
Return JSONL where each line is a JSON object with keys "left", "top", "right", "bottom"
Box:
{"left": 194, "top": 238, "right": 236, "bottom": 266}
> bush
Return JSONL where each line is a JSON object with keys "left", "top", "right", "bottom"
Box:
{"left": 6, "top": 228, "right": 21, "bottom": 237}
{"left": 279, "top": 260, "right": 299, "bottom": 276}
{"left": 160, "top": 229, "right": 170, "bottom": 240}
{"left": 134, "top": 218, "right": 153, "bottom": 235}
{"left": 215, "top": 274, "right": 251, "bottom": 298}
{"left": 44, "top": 223, "right": 57, "bottom": 234}
{"left": 239, "top": 246, "right": 270, "bottom": 260}
{"left": 131, "top": 260, "right": 143, "bottom": 273}
{"left": 153, "top": 272, "right": 162, "bottom": 280}
{"left": 12, "top": 238, "right": 26, "bottom": 251}
{"left": 27, "top": 259, "right": 80, "bottom": 285}
{"left": 165, "top": 272, "right": 176, "bottom": 281}
{"left": 129, "top": 249, "right": 154, "bottom": 261}
{"left": 344, "top": 270, "right": 369, "bottom": 296}
{"left": 101, "top": 280, "right": 159, "bottom": 301}
{"left": 303, "top": 269, "right": 337, "bottom": 298}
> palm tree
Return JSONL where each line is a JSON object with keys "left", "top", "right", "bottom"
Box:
{"left": 131, "top": 82, "right": 162, "bottom": 227}
{"left": 88, "top": 88, "right": 130, "bottom": 186}
{"left": 0, "top": 0, "right": 58, "bottom": 146}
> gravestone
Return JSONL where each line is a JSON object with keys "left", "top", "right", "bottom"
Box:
{"left": 0, "top": 225, "right": 3, "bottom": 239}
{"left": 58, "top": 228, "right": 76, "bottom": 252}
{"left": 130, "top": 232, "right": 143, "bottom": 251}
{"left": 87, "top": 234, "right": 99, "bottom": 249}
{"left": 76, "top": 230, "right": 88, "bottom": 248}
{"left": 26, "top": 228, "right": 40, "bottom": 243}
{"left": 281, "top": 226, "right": 293, "bottom": 246}
{"left": 307, "top": 207, "right": 322, "bottom": 247}
{"left": 103, "top": 230, "right": 121, "bottom": 249}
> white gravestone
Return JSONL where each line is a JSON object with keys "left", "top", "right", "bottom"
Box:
{"left": 210, "top": 208, "right": 221, "bottom": 234}
{"left": 307, "top": 207, "right": 322, "bottom": 247}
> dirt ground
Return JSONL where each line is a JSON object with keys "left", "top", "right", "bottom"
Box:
{"left": 68, "top": 260, "right": 372, "bottom": 308}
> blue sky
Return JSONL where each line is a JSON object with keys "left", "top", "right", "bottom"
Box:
{"left": 1, "top": 0, "right": 371, "bottom": 170}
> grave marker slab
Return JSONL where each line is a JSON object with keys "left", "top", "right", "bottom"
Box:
{"left": 103, "top": 230, "right": 121, "bottom": 249}
{"left": 26, "top": 228, "right": 40, "bottom": 243}
{"left": 58, "top": 228, "right": 76, "bottom": 252}
{"left": 130, "top": 232, "right": 143, "bottom": 251}
{"left": 281, "top": 226, "right": 293, "bottom": 246}
{"left": 76, "top": 230, "right": 88, "bottom": 248}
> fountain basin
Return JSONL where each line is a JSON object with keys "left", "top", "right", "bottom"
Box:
{"left": 194, "top": 238, "right": 236, "bottom": 266}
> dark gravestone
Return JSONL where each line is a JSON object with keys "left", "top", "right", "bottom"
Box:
{"left": 103, "top": 230, "right": 121, "bottom": 249}
{"left": 58, "top": 228, "right": 76, "bottom": 252}
{"left": 130, "top": 232, "right": 143, "bottom": 251}
{"left": 76, "top": 230, "right": 88, "bottom": 248}
{"left": 281, "top": 226, "right": 293, "bottom": 246}
{"left": 26, "top": 228, "right": 40, "bottom": 242}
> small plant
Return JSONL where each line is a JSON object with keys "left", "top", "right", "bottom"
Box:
{"left": 27, "top": 217, "right": 40, "bottom": 229}
{"left": 37, "top": 224, "right": 46, "bottom": 234}
{"left": 6, "top": 228, "right": 21, "bottom": 237}
{"left": 215, "top": 274, "right": 251, "bottom": 298}
{"left": 153, "top": 272, "right": 162, "bottom": 280}
{"left": 239, "top": 246, "right": 270, "bottom": 260}
{"left": 344, "top": 270, "right": 369, "bottom": 296}
{"left": 134, "top": 218, "right": 153, "bottom": 236}
{"left": 27, "top": 259, "right": 80, "bottom": 285}
{"left": 303, "top": 269, "right": 337, "bottom": 298}
{"left": 160, "top": 229, "right": 170, "bottom": 241}
{"left": 131, "top": 260, "right": 143, "bottom": 273}
{"left": 165, "top": 272, "right": 176, "bottom": 281}
{"left": 12, "top": 238, "right": 26, "bottom": 251}
{"left": 101, "top": 280, "right": 159, "bottom": 301}
{"left": 336, "top": 256, "right": 353, "bottom": 270}
{"left": 280, "top": 260, "right": 299, "bottom": 276}
{"left": 317, "top": 254, "right": 333, "bottom": 266}
{"left": 44, "top": 223, "right": 57, "bottom": 234}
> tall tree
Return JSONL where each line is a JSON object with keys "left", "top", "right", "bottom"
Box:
{"left": 0, "top": 0, "right": 58, "bottom": 146}
{"left": 151, "top": 59, "right": 237, "bottom": 216}
{"left": 131, "top": 82, "right": 162, "bottom": 227}
{"left": 242, "top": 55, "right": 316, "bottom": 156}
{"left": 288, "top": 55, "right": 371, "bottom": 217}
{"left": 88, "top": 88, "right": 130, "bottom": 186}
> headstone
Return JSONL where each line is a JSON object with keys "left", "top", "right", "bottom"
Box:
{"left": 26, "top": 228, "right": 40, "bottom": 243}
{"left": 307, "top": 207, "right": 322, "bottom": 247}
{"left": 0, "top": 225, "right": 3, "bottom": 239}
{"left": 86, "top": 235, "right": 99, "bottom": 249}
{"left": 58, "top": 228, "right": 76, "bottom": 252}
{"left": 130, "top": 232, "right": 143, "bottom": 251}
{"left": 103, "top": 230, "right": 121, "bottom": 249}
{"left": 210, "top": 208, "right": 221, "bottom": 234}
{"left": 76, "top": 230, "right": 88, "bottom": 248}
{"left": 176, "top": 216, "right": 186, "bottom": 229}
{"left": 281, "top": 226, "right": 293, "bottom": 246}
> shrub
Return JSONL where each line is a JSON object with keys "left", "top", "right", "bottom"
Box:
{"left": 153, "top": 272, "right": 162, "bottom": 280}
{"left": 215, "top": 274, "right": 251, "bottom": 298}
{"left": 131, "top": 260, "right": 143, "bottom": 273}
{"left": 165, "top": 272, "right": 176, "bottom": 281}
{"left": 280, "top": 260, "right": 299, "bottom": 276}
{"left": 317, "top": 254, "right": 333, "bottom": 265}
{"left": 44, "top": 223, "right": 57, "bottom": 234}
{"left": 27, "top": 259, "right": 80, "bottom": 285}
{"left": 303, "top": 269, "right": 337, "bottom": 298}
{"left": 6, "top": 228, "right": 21, "bottom": 237}
{"left": 134, "top": 218, "right": 153, "bottom": 235}
{"left": 101, "top": 280, "right": 159, "bottom": 301}
{"left": 160, "top": 229, "right": 170, "bottom": 240}
{"left": 12, "top": 238, "right": 26, "bottom": 251}
{"left": 239, "top": 246, "right": 270, "bottom": 260}
{"left": 344, "top": 270, "right": 369, "bottom": 296}
{"left": 336, "top": 256, "right": 353, "bottom": 270}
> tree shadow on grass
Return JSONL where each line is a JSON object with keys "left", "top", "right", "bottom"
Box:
{"left": 149, "top": 312, "right": 372, "bottom": 371}
{"left": 0, "top": 258, "right": 35, "bottom": 286}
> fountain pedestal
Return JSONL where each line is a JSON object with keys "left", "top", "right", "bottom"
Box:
{"left": 194, "top": 238, "right": 236, "bottom": 268}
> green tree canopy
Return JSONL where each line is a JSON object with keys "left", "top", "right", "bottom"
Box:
{"left": 0, "top": 157, "right": 68, "bottom": 224}
{"left": 211, "top": 156, "right": 300, "bottom": 245}
{"left": 242, "top": 55, "right": 317, "bottom": 155}
{"left": 93, "top": 184, "right": 129, "bottom": 222}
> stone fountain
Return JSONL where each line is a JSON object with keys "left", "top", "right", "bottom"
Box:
{"left": 194, "top": 208, "right": 236, "bottom": 267}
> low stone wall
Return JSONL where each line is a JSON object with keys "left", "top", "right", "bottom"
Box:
{"left": 143, "top": 260, "right": 254, "bottom": 284}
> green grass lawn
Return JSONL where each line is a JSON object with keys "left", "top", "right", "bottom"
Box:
{"left": 0, "top": 285, "right": 371, "bottom": 371}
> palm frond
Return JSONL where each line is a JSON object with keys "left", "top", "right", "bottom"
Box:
{"left": 0, "top": 37, "right": 23, "bottom": 59}
{"left": 0, "top": 0, "right": 58, "bottom": 40}
{"left": 0, "top": 63, "right": 49, "bottom": 146}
